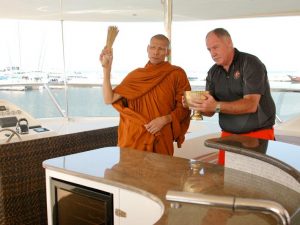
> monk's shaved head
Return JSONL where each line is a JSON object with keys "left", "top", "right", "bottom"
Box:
{"left": 150, "top": 34, "right": 170, "bottom": 48}
{"left": 147, "top": 34, "right": 170, "bottom": 64}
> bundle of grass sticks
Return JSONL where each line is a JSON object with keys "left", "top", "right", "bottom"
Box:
{"left": 105, "top": 26, "right": 119, "bottom": 49}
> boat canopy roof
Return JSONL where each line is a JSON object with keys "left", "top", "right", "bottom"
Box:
{"left": 0, "top": 0, "right": 300, "bottom": 22}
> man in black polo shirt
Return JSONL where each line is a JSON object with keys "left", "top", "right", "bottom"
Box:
{"left": 188, "top": 28, "right": 276, "bottom": 165}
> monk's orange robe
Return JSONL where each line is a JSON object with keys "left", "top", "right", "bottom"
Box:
{"left": 113, "top": 61, "right": 191, "bottom": 155}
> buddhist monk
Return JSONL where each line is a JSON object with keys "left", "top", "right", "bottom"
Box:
{"left": 99, "top": 34, "right": 191, "bottom": 155}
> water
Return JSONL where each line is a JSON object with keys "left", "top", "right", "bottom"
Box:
{"left": 0, "top": 87, "right": 118, "bottom": 118}
{"left": 0, "top": 85, "right": 299, "bottom": 123}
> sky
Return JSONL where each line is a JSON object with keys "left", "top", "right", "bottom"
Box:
{"left": 0, "top": 16, "right": 300, "bottom": 79}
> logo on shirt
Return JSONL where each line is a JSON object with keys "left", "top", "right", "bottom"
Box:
{"left": 233, "top": 70, "right": 241, "bottom": 79}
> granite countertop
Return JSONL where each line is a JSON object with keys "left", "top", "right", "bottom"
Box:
{"left": 204, "top": 135, "right": 300, "bottom": 183}
{"left": 43, "top": 147, "right": 300, "bottom": 225}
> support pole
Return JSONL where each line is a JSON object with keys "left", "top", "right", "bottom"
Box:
{"left": 163, "top": 0, "right": 173, "bottom": 62}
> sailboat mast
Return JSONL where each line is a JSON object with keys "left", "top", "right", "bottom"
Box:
{"left": 60, "top": 0, "right": 69, "bottom": 118}
{"left": 17, "top": 21, "right": 21, "bottom": 69}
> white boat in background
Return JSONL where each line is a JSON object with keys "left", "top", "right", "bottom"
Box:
{"left": 0, "top": 85, "right": 29, "bottom": 91}
{"left": 287, "top": 74, "right": 300, "bottom": 82}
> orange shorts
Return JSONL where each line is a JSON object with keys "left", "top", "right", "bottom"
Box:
{"left": 218, "top": 128, "right": 275, "bottom": 165}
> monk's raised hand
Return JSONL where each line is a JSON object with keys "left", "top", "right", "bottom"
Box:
{"left": 100, "top": 47, "right": 113, "bottom": 68}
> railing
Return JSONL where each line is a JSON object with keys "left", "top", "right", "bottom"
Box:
{"left": 0, "top": 81, "right": 300, "bottom": 120}
{"left": 43, "top": 84, "right": 66, "bottom": 117}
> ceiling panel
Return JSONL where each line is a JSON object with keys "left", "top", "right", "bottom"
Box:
{"left": 0, "top": 0, "right": 300, "bottom": 21}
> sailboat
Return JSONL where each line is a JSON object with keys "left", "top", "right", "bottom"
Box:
{"left": 1, "top": 0, "right": 300, "bottom": 225}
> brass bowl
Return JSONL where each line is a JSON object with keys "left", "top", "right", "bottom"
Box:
{"left": 184, "top": 91, "right": 209, "bottom": 120}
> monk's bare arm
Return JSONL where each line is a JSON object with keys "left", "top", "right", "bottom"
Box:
{"left": 100, "top": 48, "right": 121, "bottom": 104}
{"left": 102, "top": 67, "right": 121, "bottom": 104}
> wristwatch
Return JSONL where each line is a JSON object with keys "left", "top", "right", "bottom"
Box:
{"left": 215, "top": 103, "right": 221, "bottom": 113}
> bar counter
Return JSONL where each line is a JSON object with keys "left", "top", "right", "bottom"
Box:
{"left": 43, "top": 146, "right": 300, "bottom": 225}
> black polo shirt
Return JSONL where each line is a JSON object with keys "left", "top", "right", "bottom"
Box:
{"left": 206, "top": 48, "right": 276, "bottom": 134}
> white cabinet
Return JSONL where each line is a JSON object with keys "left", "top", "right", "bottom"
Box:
{"left": 119, "top": 189, "right": 164, "bottom": 225}
{"left": 45, "top": 169, "right": 164, "bottom": 225}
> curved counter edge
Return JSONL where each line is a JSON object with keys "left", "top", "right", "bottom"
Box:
{"left": 204, "top": 136, "right": 300, "bottom": 193}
